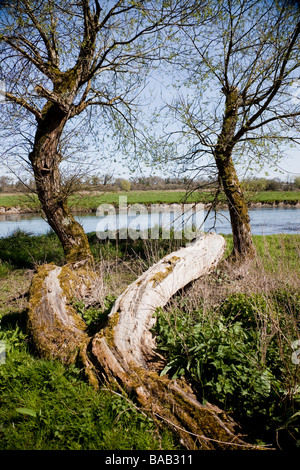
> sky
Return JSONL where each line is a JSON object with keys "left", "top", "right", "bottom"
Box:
{"left": 270, "top": 150, "right": 300, "bottom": 179}
{"left": 1, "top": 0, "right": 300, "bottom": 185}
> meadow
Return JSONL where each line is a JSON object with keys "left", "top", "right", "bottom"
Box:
{"left": 0, "top": 230, "right": 299, "bottom": 450}
{"left": 0, "top": 190, "right": 300, "bottom": 212}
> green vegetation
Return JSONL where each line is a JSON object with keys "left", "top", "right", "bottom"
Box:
{"left": 0, "top": 190, "right": 300, "bottom": 211}
{"left": 154, "top": 289, "right": 300, "bottom": 447}
{"left": 119, "top": 179, "right": 131, "bottom": 192}
{"left": 248, "top": 191, "right": 300, "bottom": 204}
{"left": 0, "top": 327, "right": 176, "bottom": 450}
{"left": 0, "top": 231, "right": 299, "bottom": 449}
{"left": 0, "top": 194, "right": 38, "bottom": 209}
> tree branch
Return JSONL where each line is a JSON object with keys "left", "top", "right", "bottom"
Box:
{"left": 70, "top": 92, "right": 122, "bottom": 117}
{"left": 1, "top": 35, "right": 55, "bottom": 79}
{"left": 22, "top": 0, "right": 58, "bottom": 66}
{"left": 232, "top": 20, "right": 300, "bottom": 144}
{"left": 34, "top": 85, "right": 70, "bottom": 114}
{"left": 4, "top": 91, "right": 42, "bottom": 121}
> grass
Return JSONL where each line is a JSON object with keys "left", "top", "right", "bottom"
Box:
{"left": 0, "top": 329, "right": 177, "bottom": 450}
{"left": 0, "top": 190, "right": 299, "bottom": 211}
{"left": 0, "top": 193, "right": 39, "bottom": 210}
{"left": 248, "top": 191, "right": 300, "bottom": 204}
{"left": 0, "top": 230, "right": 299, "bottom": 449}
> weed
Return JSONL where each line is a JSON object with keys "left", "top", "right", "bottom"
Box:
{"left": 72, "top": 294, "right": 117, "bottom": 335}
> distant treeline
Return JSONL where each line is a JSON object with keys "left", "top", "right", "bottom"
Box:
{"left": 1, "top": 174, "right": 300, "bottom": 193}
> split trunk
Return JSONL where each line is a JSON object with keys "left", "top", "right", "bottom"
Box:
{"left": 27, "top": 233, "right": 262, "bottom": 450}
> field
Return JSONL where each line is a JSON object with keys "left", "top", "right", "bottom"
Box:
{"left": 0, "top": 190, "right": 300, "bottom": 211}
{"left": 0, "top": 230, "right": 299, "bottom": 450}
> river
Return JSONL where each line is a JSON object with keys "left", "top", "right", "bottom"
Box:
{"left": 0, "top": 206, "right": 299, "bottom": 239}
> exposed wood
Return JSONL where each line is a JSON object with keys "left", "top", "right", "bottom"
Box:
{"left": 90, "top": 233, "right": 257, "bottom": 449}
{"left": 27, "top": 233, "right": 263, "bottom": 449}
{"left": 94, "top": 233, "right": 227, "bottom": 370}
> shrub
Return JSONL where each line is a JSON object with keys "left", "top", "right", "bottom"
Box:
{"left": 265, "top": 179, "right": 282, "bottom": 191}
{"left": 119, "top": 179, "right": 131, "bottom": 192}
{"left": 294, "top": 177, "right": 300, "bottom": 190}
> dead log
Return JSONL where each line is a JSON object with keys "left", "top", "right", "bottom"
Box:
{"left": 27, "top": 233, "right": 262, "bottom": 450}
{"left": 91, "top": 233, "right": 255, "bottom": 449}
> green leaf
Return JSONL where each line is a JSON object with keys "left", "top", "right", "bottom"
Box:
{"left": 16, "top": 407, "right": 37, "bottom": 417}
{"left": 160, "top": 364, "right": 173, "bottom": 376}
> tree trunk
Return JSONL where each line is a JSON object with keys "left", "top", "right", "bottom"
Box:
{"left": 215, "top": 151, "right": 256, "bottom": 259}
{"left": 215, "top": 86, "right": 256, "bottom": 260}
{"left": 29, "top": 102, "right": 93, "bottom": 265}
{"left": 27, "top": 233, "right": 264, "bottom": 450}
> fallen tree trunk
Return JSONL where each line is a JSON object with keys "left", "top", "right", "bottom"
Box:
{"left": 27, "top": 233, "right": 262, "bottom": 450}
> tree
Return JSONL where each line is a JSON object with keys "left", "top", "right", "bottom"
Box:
{"left": 0, "top": 0, "right": 197, "bottom": 264}
{"left": 294, "top": 176, "right": 300, "bottom": 189}
{"left": 158, "top": 0, "right": 300, "bottom": 259}
{"left": 1, "top": 0, "right": 255, "bottom": 449}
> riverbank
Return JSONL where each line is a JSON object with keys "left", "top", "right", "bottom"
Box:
{"left": 0, "top": 190, "right": 300, "bottom": 214}
{"left": 0, "top": 232, "right": 299, "bottom": 450}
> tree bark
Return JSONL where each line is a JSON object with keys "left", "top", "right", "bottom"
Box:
{"left": 215, "top": 86, "right": 256, "bottom": 260}
{"left": 27, "top": 233, "right": 263, "bottom": 450}
{"left": 29, "top": 100, "right": 93, "bottom": 265}
{"left": 215, "top": 151, "right": 255, "bottom": 260}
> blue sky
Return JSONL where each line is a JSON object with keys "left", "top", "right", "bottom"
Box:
{"left": 1, "top": 1, "right": 300, "bottom": 185}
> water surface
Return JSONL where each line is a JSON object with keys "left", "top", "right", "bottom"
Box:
{"left": 0, "top": 206, "right": 299, "bottom": 238}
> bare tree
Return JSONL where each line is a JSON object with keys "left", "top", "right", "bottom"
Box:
{"left": 0, "top": 0, "right": 197, "bottom": 263}
{"left": 157, "top": 0, "right": 300, "bottom": 259}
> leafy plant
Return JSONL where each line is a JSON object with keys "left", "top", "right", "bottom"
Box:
{"left": 154, "top": 290, "right": 300, "bottom": 447}
{"left": 72, "top": 294, "right": 117, "bottom": 335}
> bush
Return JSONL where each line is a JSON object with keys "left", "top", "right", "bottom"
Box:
{"left": 265, "top": 179, "right": 282, "bottom": 191}
{"left": 294, "top": 177, "right": 300, "bottom": 190}
{"left": 119, "top": 179, "right": 131, "bottom": 191}
{"left": 243, "top": 177, "right": 268, "bottom": 192}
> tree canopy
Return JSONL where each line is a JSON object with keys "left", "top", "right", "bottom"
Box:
{"left": 147, "top": 0, "right": 300, "bottom": 257}
{"left": 0, "top": 0, "right": 201, "bottom": 261}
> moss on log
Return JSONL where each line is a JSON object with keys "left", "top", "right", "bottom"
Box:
{"left": 26, "top": 233, "right": 264, "bottom": 450}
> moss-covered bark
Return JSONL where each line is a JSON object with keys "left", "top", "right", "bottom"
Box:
{"left": 215, "top": 86, "right": 256, "bottom": 260}
{"left": 27, "top": 235, "right": 265, "bottom": 450}
{"left": 29, "top": 68, "right": 93, "bottom": 265}
{"left": 27, "top": 264, "right": 88, "bottom": 363}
